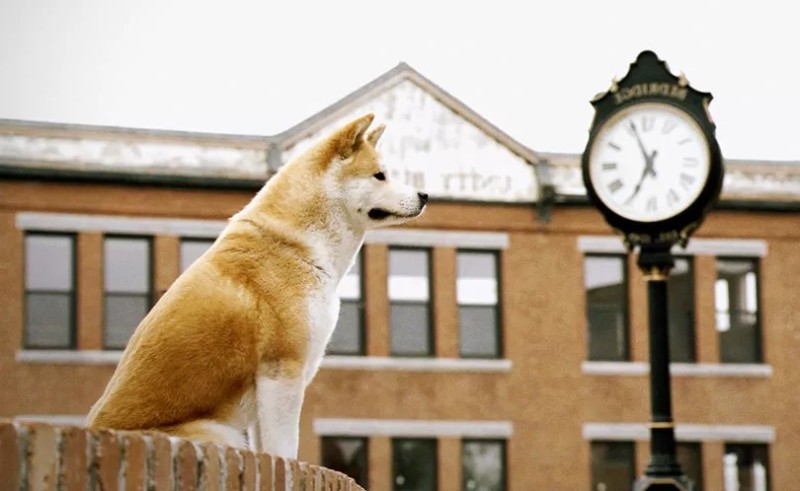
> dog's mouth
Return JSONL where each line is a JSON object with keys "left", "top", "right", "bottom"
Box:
{"left": 368, "top": 208, "right": 394, "bottom": 220}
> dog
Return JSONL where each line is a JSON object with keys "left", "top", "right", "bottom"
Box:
{"left": 86, "top": 113, "right": 428, "bottom": 458}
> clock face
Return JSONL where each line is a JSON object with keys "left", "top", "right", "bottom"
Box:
{"left": 588, "top": 102, "right": 711, "bottom": 223}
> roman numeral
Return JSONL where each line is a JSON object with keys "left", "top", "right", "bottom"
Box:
{"left": 646, "top": 195, "right": 657, "bottom": 212}
{"left": 666, "top": 189, "right": 679, "bottom": 207}
{"left": 678, "top": 137, "right": 692, "bottom": 145}
{"left": 662, "top": 120, "right": 678, "bottom": 134}
{"left": 609, "top": 179, "right": 623, "bottom": 194}
{"left": 679, "top": 172, "right": 696, "bottom": 190}
{"left": 683, "top": 156, "right": 699, "bottom": 167}
{"left": 602, "top": 162, "right": 617, "bottom": 171}
{"left": 641, "top": 116, "right": 655, "bottom": 132}
{"left": 608, "top": 142, "right": 622, "bottom": 151}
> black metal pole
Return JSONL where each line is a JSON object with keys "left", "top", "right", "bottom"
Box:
{"left": 635, "top": 244, "right": 691, "bottom": 491}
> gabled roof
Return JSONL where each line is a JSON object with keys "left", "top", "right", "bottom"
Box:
{"left": 275, "top": 62, "right": 543, "bottom": 167}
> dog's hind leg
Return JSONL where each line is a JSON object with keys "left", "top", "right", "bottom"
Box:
{"left": 163, "top": 419, "right": 247, "bottom": 448}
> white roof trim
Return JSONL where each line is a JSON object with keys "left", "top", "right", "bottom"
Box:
{"left": 314, "top": 418, "right": 513, "bottom": 438}
{"left": 366, "top": 229, "right": 509, "bottom": 249}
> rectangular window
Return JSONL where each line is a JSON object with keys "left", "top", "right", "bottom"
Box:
{"left": 724, "top": 444, "right": 769, "bottom": 491}
{"left": 24, "top": 233, "right": 76, "bottom": 349}
{"left": 180, "top": 238, "right": 215, "bottom": 273}
{"left": 591, "top": 441, "right": 634, "bottom": 491}
{"left": 389, "top": 248, "right": 433, "bottom": 356}
{"left": 677, "top": 442, "right": 703, "bottom": 491}
{"left": 392, "top": 438, "right": 437, "bottom": 491}
{"left": 104, "top": 236, "right": 152, "bottom": 350}
{"left": 585, "top": 255, "right": 629, "bottom": 361}
{"left": 669, "top": 257, "right": 696, "bottom": 362}
{"left": 716, "top": 258, "right": 762, "bottom": 363}
{"left": 462, "top": 439, "right": 506, "bottom": 491}
{"left": 457, "top": 251, "right": 502, "bottom": 358}
{"left": 329, "top": 252, "right": 365, "bottom": 355}
{"left": 321, "top": 437, "right": 368, "bottom": 488}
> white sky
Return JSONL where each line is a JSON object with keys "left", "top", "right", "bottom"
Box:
{"left": 1, "top": 0, "right": 798, "bottom": 161}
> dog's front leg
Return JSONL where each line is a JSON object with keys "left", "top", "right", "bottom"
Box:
{"left": 255, "top": 374, "right": 305, "bottom": 459}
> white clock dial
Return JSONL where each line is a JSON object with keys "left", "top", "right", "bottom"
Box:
{"left": 588, "top": 102, "right": 711, "bottom": 222}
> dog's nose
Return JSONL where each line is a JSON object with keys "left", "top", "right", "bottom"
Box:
{"left": 418, "top": 192, "right": 429, "bottom": 204}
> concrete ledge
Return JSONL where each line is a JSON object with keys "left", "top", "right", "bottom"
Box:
{"left": 583, "top": 422, "right": 775, "bottom": 443}
{"left": 16, "top": 350, "right": 123, "bottom": 365}
{"left": 577, "top": 235, "right": 768, "bottom": 257}
{"left": 314, "top": 418, "right": 513, "bottom": 438}
{"left": 322, "top": 356, "right": 512, "bottom": 372}
{"left": 581, "top": 361, "right": 772, "bottom": 377}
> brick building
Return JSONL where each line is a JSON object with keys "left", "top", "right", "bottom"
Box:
{"left": 2, "top": 63, "right": 799, "bottom": 490}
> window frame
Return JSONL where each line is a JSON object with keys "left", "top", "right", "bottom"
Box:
{"left": 320, "top": 435, "right": 369, "bottom": 488}
{"left": 102, "top": 234, "right": 154, "bottom": 350}
{"left": 716, "top": 256, "right": 763, "bottom": 364}
{"left": 178, "top": 236, "right": 216, "bottom": 274}
{"left": 329, "top": 251, "right": 367, "bottom": 356}
{"left": 461, "top": 438, "right": 507, "bottom": 491}
{"left": 391, "top": 437, "right": 438, "bottom": 491}
{"left": 23, "top": 232, "right": 78, "bottom": 350}
{"left": 590, "top": 440, "right": 636, "bottom": 491}
{"left": 584, "top": 253, "right": 631, "bottom": 362}
{"left": 388, "top": 246, "right": 435, "bottom": 357}
{"left": 668, "top": 255, "right": 697, "bottom": 363}
{"left": 456, "top": 249, "right": 503, "bottom": 360}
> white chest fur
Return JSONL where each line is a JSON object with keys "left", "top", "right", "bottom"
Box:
{"left": 303, "top": 287, "right": 341, "bottom": 384}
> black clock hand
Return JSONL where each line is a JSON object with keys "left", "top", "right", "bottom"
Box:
{"left": 625, "top": 149, "right": 658, "bottom": 204}
{"left": 629, "top": 121, "right": 650, "bottom": 162}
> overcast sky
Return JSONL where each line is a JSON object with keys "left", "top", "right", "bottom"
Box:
{"left": 1, "top": 0, "right": 798, "bottom": 161}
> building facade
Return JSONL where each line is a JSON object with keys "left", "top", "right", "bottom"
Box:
{"left": 2, "top": 64, "right": 800, "bottom": 490}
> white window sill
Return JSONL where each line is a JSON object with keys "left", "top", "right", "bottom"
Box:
{"left": 321, "top": 356, "right": 512, "bottom": 372}
{"left": 16, "top": 351, "right": 512, "bottom": 373}
{"left": 582, "top": 361, "right": 772, "bottom": 377}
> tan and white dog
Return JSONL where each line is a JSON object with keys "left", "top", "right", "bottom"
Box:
{"left": 86, "top": 113, "right": 427, "bottom": 458}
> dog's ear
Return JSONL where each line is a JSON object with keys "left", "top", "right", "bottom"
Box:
{"left": 334, "top": 113, "right": 374, "bottom": 158}
{"left": 366, "top": 124, "right": 385, "bottom": 147}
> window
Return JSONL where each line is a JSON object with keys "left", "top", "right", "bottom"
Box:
{"left": 724, "top": 444, "right": 769, "bottom": 491}
{"left": 321, "top": 437, "right": 368, "bottom": 488}
{"left": 24, "top": 233, "right": 76, "bottom": 349}
{"left": 392, "top": 438, "right": 437, "bottom": 491}
{"left": 676, "top": 442, "right": 703, "bottom": 491}
{"left": 715, "top": 258, "right": 761, "bottom": 363}
{"left": 590, "top": 441, "right": 634, "bottom": 491}
{"left": 180, "top": 238, "right": 214, "bottom": 273}
{"left": 329, "top": 252, "right": 365, "bottom": 355}
{"left": 462, "top": 439, "right": 506, "bottom": 491}
{"left": 104, "top": 236, "right": 152, "bottom": 350}
{"left": 585, "top": 255, "right": 629, "bottom": 361}
{"left": 457, "top": 251, "right": 502, "bottom": 358}
{"left": 389, "top": 248, "right": 433, "bottom": 356}
{"left": 668, "top": 257, "right": 695, "bottom": 362}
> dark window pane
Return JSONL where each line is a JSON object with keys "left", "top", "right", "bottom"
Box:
{"left": 180, "top": 239, "right": 214, "bottom": 273}
{"left": 25, "top": 293, "right": 73, "bottom": 348}
{"left": 329, "top": 300, "right": 363, "bottom": 355}
{"left": 724, "top": 444, "right": 769, "bottom": 491}
{"left": 459, "top": 306, "right": 499, "bottom": 358}
{"left": 393, "top": 439, "right": 436, "bottom": 491}
{"left": 591, "top": 441, "right": 635, "bottom": 491}
{"left": 104, "top": 237, "right": 150, "bottom": 293}
{"left": 390, "top": 303, "right": 431, "bottom": 356}
{"left": 585, "top": 256, "right": 628, "bottom": 361}
{"left": 25, "top": 235, "right": 73, "bottom": 291}
{"left": 677, "top": 442, "right": 703, "bottom": 491}
{"left": 463, "top": 440, "right": 505, "bottom": 491}
{"left": 716, "top": 258, "right": 761, "bottom": 363}
{"left": 104, "top": 295, "right": 149, "bottom": 349}
{"left": 668, "top": 258, "right": 695, "bottom": 362}
{"left": 321, "top": 437, "right": 368, "bottom": 488}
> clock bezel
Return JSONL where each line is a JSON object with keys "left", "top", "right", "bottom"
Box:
{"left": 586, "top": 101, "right": 712, "bottom": 223}
{"left": 582, "top": 97, "right": 724, "bottom": 243}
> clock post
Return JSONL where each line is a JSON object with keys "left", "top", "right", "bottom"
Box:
{"left": 581, "top": 51, "right": 724, "bottom": 491}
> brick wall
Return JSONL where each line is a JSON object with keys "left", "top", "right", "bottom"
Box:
{"left": 0, "top": 421, "right": 364, "bottom": 490}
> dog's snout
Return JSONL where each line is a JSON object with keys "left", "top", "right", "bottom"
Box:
{"left": 417, "top": 192, "right": 429, "bottom": 204}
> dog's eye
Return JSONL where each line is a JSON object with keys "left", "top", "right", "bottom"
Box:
{"left": 373, "top": 172, "right": 386, "bottom": 181}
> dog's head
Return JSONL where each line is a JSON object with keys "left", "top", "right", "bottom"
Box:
{"left": 318, "top": 113, "right": 427, "bottom": 229}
